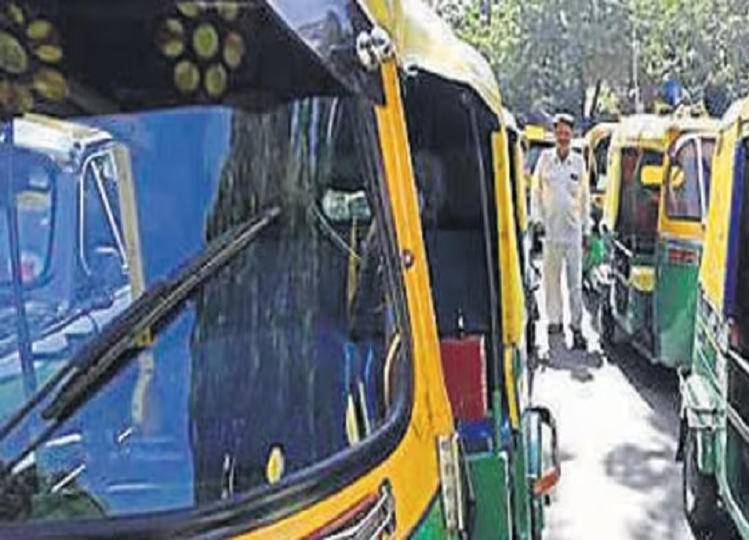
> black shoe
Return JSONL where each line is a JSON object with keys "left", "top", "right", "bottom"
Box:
{"left": 572, "top": 330, "right": 587, "bottom": 350}
{"left": 548, "top": 324, "right": 563, "bottom": 336}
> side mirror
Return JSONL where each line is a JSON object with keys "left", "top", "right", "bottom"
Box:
{"left": 524, "top": 406, "right": 560, "bottom": 497}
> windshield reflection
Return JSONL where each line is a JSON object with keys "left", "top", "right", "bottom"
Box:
{"left": 0, "top": 98, "right": 405, "bottom": 525}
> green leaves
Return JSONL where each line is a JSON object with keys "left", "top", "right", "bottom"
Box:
{"left": 440, "top": 0, "right": 749, "bottom": 118}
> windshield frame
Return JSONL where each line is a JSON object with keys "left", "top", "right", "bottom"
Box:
{"left": 665, "top": 134, "right": 716, "bottom": 223}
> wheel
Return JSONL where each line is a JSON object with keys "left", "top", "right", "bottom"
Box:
{"left": 683, "top": 431, "right": 720, "bottom": 537}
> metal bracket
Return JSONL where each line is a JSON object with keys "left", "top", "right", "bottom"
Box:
{"left": 356, "top": 27, "right": 394, "bottom": 71}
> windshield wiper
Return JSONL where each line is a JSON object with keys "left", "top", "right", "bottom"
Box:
{"left": 0, "top": 206, "right": 280, "bottom": 467}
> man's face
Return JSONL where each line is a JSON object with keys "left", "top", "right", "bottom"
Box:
{"left": 555, "top": 122, "right": 572, "bottom": 151}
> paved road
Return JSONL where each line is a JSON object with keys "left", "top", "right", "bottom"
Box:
{"left": 530, "top": 286, "right": 739, "bottom": 540}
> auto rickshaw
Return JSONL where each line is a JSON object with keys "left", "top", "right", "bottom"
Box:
{"left": 523, "top": 124, "right": 555, "bottom": 255}
{"left": 582, "top": 122, "right": 616, "bottom": 292}
{"left": 391, "top": 1, "right": 559, "bottom": 537}
{"left": 584, "top": 122, "right": 617, "bottom": 215}
{"left": 599, "top": 114, "right": 719, "bottom": 370}
{"left": 0, "top": 115, "right": 137, "bottom": 416}
{"left": 677, "top": 96, "right": 749, "bottom": 537}
{"left": 501, "top": 108, "right": 540, "bottom": 359}
{"left": 0, "top": 0, "right": 557, "bottom": 538}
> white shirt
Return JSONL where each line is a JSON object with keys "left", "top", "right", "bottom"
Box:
{"left": 531, "top": 147, "right": 590, "bottom": 244}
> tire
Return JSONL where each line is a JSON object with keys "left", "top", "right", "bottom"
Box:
{"left": 683, "top": 431, "right": 720, "bottom": 537}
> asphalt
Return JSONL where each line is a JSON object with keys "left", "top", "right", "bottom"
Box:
{"left": 530, "top": 283, "right": 740, "bottom": 540}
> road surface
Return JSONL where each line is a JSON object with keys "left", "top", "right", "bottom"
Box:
{"left": 531, "top": 287, "right": 739, "bottom": 540}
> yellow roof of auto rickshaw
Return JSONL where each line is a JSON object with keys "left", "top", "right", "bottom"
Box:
{"left": 612, "top": 114, "right": 719, "bottom": 150}
{"left": 502, "top": 107, "right": 520, "bottom": 133}
{"left": 11, "top": 114, "right": 112, "bottom": 165}
{"left": 720, "top": 96, "right": 749, "bottom": 130}
{"left": 610, "top": 115, "right": 674, "bottom": 149}
{"left": 361, "top": 0, "right": 502, "bottom": 117}
{"left": 584, "top": 122, "right": 617, "bottom": 146}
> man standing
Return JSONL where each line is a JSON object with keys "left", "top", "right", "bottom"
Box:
{"left": 531, "top": 113, "right": 590, "bottom": 349}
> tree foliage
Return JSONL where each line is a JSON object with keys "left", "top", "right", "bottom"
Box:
{"left": 437, "top": 0, "right": 749, "bottom": 119}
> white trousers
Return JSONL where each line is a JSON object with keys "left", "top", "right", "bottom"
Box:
{"left": 543, "top": 241, "right": 583, "bottom": 330}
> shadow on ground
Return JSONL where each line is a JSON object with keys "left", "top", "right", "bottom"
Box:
{"left": 600, "top": 344, "right": 740, "bottom": 540}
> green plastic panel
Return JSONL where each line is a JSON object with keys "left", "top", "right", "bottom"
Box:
{"left": 466, "top": 452, "right": 512, "bottom": 540}
{"left": 654, "top": 239, "right": 701, "bottom": 368}
{"left": 410, "top": 496, "right": 451, "bottom": 540}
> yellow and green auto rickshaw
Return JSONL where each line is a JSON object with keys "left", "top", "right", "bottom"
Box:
{"left": 0, "top": 115, "right": 141, "bottom": 417}
{"left": 501, "top": 108, "right": 540, "bottom": 359}
{"left": 599, "top": 114, "right": 719, "bottom": 370}
{"left": 581, "top": 122, "right": 616, "bottom": 291}
{"left": 0, "top": 0, "right": 558, "bottom": 538}
{"left": 584, "top": 122, "right": 618, "bottom": 214}
{"left": 678, "top": 96, "right": 749, "bottom": 537}
{"left": 523, "top": 124, "right": 555, "bottom": 255}
{"left": 387, "top": 1, "right": 559, "bottom": 537}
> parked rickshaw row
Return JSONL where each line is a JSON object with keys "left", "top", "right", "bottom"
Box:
{"left": 574, "top": 97, "right": 749, "bottom": 537}
{"left": 2, "top": 0, "right": 749, "bottom": 537}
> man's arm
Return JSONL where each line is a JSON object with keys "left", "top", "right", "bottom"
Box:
{"left": 531, "top": 151, "right": 546, "bottom": 227}
{"left": 579, "top": 154, "right": 591, "bottom": 237}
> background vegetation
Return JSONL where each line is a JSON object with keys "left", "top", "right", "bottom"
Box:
{"left": 436, "top": 0, "right": 749, "bottom": 122}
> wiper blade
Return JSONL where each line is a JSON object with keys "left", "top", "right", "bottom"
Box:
{"left": 0, "top": 206, "right": 280, "bottom": 466}
{"left": 43, "top": 206, "right": 281, "bottom": 423}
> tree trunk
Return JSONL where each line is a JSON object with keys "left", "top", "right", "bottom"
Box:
{"left": 588, "top": 79, "right": 602, "bottom": 121}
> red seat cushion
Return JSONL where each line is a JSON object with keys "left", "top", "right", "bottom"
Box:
{"left": 439, "top": 335, "right": 488, "bottom": 422}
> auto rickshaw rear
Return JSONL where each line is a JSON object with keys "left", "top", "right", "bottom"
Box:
{"left": 582, "top": 122, "right": 616, "bottom": 292}
{"left": 679, "top": 97, "right": 749, "bottom": 538}
{"left": 599, "top": 115, "right": 671, "bottom": 353}
{"left": 383, "top": 2, "right": 560, "bottom": 537}
{"left": 654, "top": 116, "right": 719, "bottom": 369}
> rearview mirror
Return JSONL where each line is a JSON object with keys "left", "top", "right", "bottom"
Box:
{"left": 321, "top": 189, "right": 371, "bottom": 223}
{"left": 640, "top": 165, "right": 663, "bottom": 186}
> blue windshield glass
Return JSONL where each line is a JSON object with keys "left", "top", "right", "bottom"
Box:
{"left": 0, "top": 99, "right": 406, "bottom": 525}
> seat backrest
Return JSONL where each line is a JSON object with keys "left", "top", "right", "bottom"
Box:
{"left": 425, "top": 229, "right": 491, "bottom": 335}
{"left": 439, "top": 334, "right": 488, "bottom": 422}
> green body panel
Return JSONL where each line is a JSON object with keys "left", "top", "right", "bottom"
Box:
{"left": 654, "top": 238, "right": 702, "bottom": 369}
{"left": 685, "top": 299, "right": 749, "bottom": 538}
{"left": 512, "top": 434, "right": 533, "bottom": 540}
{"left": 717, "top": 421, "right": 749, "bottom": 539}
{"left": 410, "top": 497, "right": 452, "bottom": 540}
{"left": 467, "top": 452, "right": 512, "bottom": 539}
